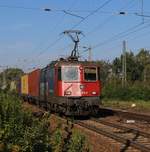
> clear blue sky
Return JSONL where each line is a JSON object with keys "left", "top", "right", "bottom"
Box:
{"left": 0, "top": 0, "right": 150, "bottom": 71}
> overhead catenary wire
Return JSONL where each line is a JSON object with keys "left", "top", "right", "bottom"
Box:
{"left": 1, "top": 3, "right": 149, "bottom": 19}
{"left": 58, "top": 0, "right": 113, "bottom": 58}
{"left": 0, "top": 4, "right": 84, "bottom": 19}
{"left": 78, "top": 0, "right": 139, "bottom": 58}
{"left": 92, "top": 26, "right": 150, "bottom": 62}
{"left": 80, "top": 0, "right": 140, "bottom": 54}
{"left": 53, "top": 0, "right": 115, "bottom": 56}
{"left": 37, "top": 35, "right": 65, "bottom": 56}
{"left": 70, "top": 0, "right": 113, "bottom": 29}
{"left": 4, "top": 0, "right": 140, "bottom": 61}
{"left": 84, "top": 0, "right": 137, "bottom": 37}
{"left": 81, "top": 22, "right": 145, "bottom": 53}
{"left": 20, "top": 0, "right": 78, "bottom": 68}
{"left": 51, "top": 0, "right": 141, "bottom": 59}
{"left": 0, "top": 5, "right": 40, "bottom": 10}
{"left": 33, "top": 0, "right": 113, "bottom": 61}
{"left": 127, "top": 26, "right": 150, "bottom": 42}
{"left": 91, "top": 21, "right": 150, "bottom": 50}
{"left": 4, "top": 0, "right": 150, "bottom": 68}
{"left": 34, "top": 0, "right": 78, "bottom": 57}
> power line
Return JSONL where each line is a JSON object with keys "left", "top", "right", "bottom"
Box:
{"left": 81, "top": 23, "right": 145, "bottom": 55}
{"left": 127, "top": 26, "right": 150, "bottom": 42}
{"left": 91, "top": 21, "right": 150, "bottom": 50}
{"left": 0, "top": 5, "right": 40, "bottom": 10}
{"left": 74, "top": 0, "right": 141, "bottom": 59}
{"left": 70, "top": 0, "right": 113, "bottom": 29}
{"left": 0, "top": 4, "right": 84, "bottom": 19}
{"left": 62, "top": 10, "right": 84, "bottom": 19}
{"left": 22, "top": 0, "right": 78, "bottom": 67}
{"left": 32, "top": 0, "right": 113, "bottom": 62}
{"left": 37, "top": 35, "right": 64, "bottom": 56}
{"left": 60, "top": 0, "right": 114, "bottom": 57}
{"left": 141, "top": 0, "right": 144, "bottom": 23}
{"left": 34, "top": 0, "right": 77, "bottom": 57}
{"left": 32, "top": 0, "right": 113, "bottom": 65}
{"left": 92, "top": 23, "right": 143, "bottom": 49}
{"left": 83, "top": 0, "right": 137, "bottom": 38}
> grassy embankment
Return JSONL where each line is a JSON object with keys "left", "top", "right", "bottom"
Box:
{"left": 0, "top": 91, "right": 90, "bottom": 152}
{"left": 102, "top": 99, "right": 150, "bottom": 113}
{"left": 102, "top": 85, "right": 150, "bottom": 113}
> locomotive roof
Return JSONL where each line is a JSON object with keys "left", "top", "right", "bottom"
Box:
{"left": 54, "top": 60, "right": 100, "bottom": 67}
{"left": 41, "top": 60, "right": 100, "bottom": 71}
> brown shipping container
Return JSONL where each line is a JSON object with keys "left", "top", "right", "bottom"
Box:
{"left": 28, "top": 69, "right": 40, "bottom": 97}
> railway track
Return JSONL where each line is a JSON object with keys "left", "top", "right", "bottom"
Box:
{"left": 24, "top": 102, "right": 150, "bottom": 151}
{"left": 99, "top": 107, "right": 150, "bottom": 122}
{"left": 75, "top": 119, "right": 150, "bottom": 152}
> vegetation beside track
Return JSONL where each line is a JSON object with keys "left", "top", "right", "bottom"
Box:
{"left": 99, "top": 49, "right": 150, "bottom": 102}
{"left": 0, "top": 91, "right": 90, "bottom": 152}
{"left": 102, "top": 99, "right": 150, "bottom": 112}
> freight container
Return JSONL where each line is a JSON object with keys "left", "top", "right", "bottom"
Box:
{"left": 21, "top": 74, "right": 29, "bottom": 94}
{"left": 28, "top": 69, "right": 40, "bottom": 98}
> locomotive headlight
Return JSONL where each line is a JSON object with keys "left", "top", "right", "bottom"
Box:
{"left": 92, "top": 91, "right": 97, "bottom": 95}
{"left": 80, "top": 85, "right": 85, "bottom": 89}
{"left": 65, "top": 91, "right": 72, "bottom": 95}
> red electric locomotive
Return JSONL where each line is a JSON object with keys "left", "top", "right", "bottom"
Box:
{"left": 38, "top": 59, "right": 101, "bottom": 115}
{"left": 20, "top": 30, "right": 101, "bottom": 116}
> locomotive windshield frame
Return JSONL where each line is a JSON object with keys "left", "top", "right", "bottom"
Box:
{"left": 61, "top": 66, "right": 79, "bottom": 82}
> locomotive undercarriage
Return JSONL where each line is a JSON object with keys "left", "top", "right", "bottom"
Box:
{"left": 24, "top": 95, "right": 100, "bottom": 116}
{"left": 47, "top": 96, "right": 100, "bottom": 116}
{"left": 64, "top": 97, "right": 100, "bottom": 116}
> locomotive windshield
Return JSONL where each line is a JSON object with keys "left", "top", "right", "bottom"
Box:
{"left": 62, "top": 66, "right": 78, "bottom": 81}
{"left": 84, "top": 67, "right": 97, "bottom": 81}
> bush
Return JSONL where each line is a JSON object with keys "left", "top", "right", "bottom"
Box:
{"left": 50, "top": 122, "right": 90, "bottom": 152}
{"left": 0, "top": 91, "right": 51, "bottom": 152}
{"left": 0, "top": 91, "right": 90, "bottom": 152}
{"left": 102, "top": 83, "right": 150, "bottom": 101}
{"left": 67, "top": 130, "right": 90, "bottom": 152}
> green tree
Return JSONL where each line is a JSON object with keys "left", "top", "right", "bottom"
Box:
{"left": 0, "top": 68, "right": 24, "bottom": 89}
{"left": 112, "top": 51, "right": 144, "bottom": 82}
{"left": 96, "top": 60, "right": 112, "bottom": 85}
{"left": 136, "top": 49, "right": 150, "bottom": 83}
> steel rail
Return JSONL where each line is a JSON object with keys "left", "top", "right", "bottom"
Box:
{"left": 91, "top": 118, "right": 150, "bottom": 138}
{"left": 100, "top": 107, "right": 150, "bottom": 122}
{"left": 76, "top": 121, "right": 150, "bottom": 152}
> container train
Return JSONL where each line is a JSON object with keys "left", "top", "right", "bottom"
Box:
{"left": 17, "top": 30, "right": 101, "bottom": 116}
{"left": 19, "top": 59, "right": 101, "bottom": 116}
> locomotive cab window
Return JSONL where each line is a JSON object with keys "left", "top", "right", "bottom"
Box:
{"left": 62, "top": 66, "right": 78, "bottom": 81}
{"left": 84, "top": 67, "right": 97, "bottom": 81}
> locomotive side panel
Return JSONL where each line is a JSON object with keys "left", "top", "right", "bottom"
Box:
{"left": 39, "top": 68, "right": 46, "bottom": 101}
{"left": 46, "top": 66, "right": 55, "bottom": 97}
